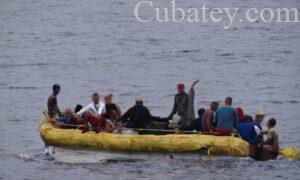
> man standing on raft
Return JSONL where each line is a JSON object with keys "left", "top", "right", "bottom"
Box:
{"left": 168, "top": 80, "right": 199, "bottom": 129}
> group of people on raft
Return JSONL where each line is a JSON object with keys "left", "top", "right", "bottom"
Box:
{"left": 47, "top": 81, "right": 279, "bottom": 160}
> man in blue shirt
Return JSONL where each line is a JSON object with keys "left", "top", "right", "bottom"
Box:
{"left": 214, "top": 97, "right": 238, "bottom": 134}
{"left": 237, "top": 115, "right": 260, "bottom": 145}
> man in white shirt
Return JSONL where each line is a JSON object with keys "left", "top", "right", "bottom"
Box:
{"left": 253, "top": 108, "right": 265, "bottom": 141}
{"left": 76, "top": 93, "right": 106, "bottom": 131}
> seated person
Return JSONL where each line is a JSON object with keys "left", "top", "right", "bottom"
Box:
{"left": 104, "top": 94, "right": 121, "bottom": 119}
{"left": 214, "top": 97, "right": 238, "bottom": 135}
{"left": 45, "top": 108, "right": 78, "bottom": 126}
{"left": 76, "top": 93, "right": 106, "bottom": 132}
{"left": 262, "top": 118, "right": 279, "bottom": 154}
{"left": 251, "top": 118, "right": 279, "bottom": 161}
{"left": 185, "top": 108, "right": 205, "bottom": 131}
{"left": 74, "top": 104, "right": 84, "bottom": 124}
{"left": 120, "top": 98, "right": 166, "bottom": 129}
{"left": 237, "top": 115, "right": 261, "bottom": 145}
{"left": 202, "top": 102, "right": 219, "bottom": 132}
{"left": 104, "top": 109, "right": 123, "bottom": 133}
{"left": 57, "top": 108, "right": 78, "bottom": 125}
{"left": 74, "top": 104, "right": 83, "bottom": 114}
{"left": 44, "top": 112, "right": 63, "bottom": 126}
{"left": 236, "top": 107, "right": 244, "bottom": 123}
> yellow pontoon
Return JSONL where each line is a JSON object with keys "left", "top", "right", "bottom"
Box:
{"left": 39, "top": 116, "right": 299, "bottom": 160}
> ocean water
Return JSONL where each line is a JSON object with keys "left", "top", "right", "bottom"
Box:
{"left": 0, "top": 0, "right": 299, "bottom": 179}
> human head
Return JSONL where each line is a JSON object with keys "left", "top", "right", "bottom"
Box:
{"left": 92, "top": 93, "right": 100, "bottom": 104}
{"left": 236, "top": 107, "right": 244, "bottom": 122}
{"left": 197, "top": 108, "right": 205, "bottom": 117}
{"left": 74, "top": 104, "right": 83, "bottom": 114}
{"left": 104, "top": 93, "right": 113, "bottom": 104}
{"left": 104, "top": 96, "right": 110, "bottom": 104}
{"left": 64, "top": 108, "right": 73, "bottom": 117}
{"left": 255, "top": 108, "right": 265, "bottom": 123}
{"left": 177, "top": 83, "right": 185, "bottom": 94}
{"left": 267, "top": 118, "right": 276, "bottom": 128}
{"left": 52, "top": 84, "right": 60, "bottom": 95}
{"left": 225, "top": 97, "right": 232, "bottom": 106}
{"left": 243, "top": 115, "right": 253, "bottom": 122}
{"left": 210, "top": 101, "right": 219, "bottom": 112}
{"left": 109, "top": 109, "right": 118, "bottom": 120}
{"left": 135, "top": 98, "right": 143, "bottom": 106}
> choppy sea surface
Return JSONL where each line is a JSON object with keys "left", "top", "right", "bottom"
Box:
{"left": 0, "top": 0, "right": 299, "bottom": 179}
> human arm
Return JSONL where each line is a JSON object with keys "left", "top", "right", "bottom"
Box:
{"left": 187, "top": 87, "right": 195, "bottom": 120}
{"left": 151, "top": 116, "right": 169, "bottom": 122}
{"left": 49, "top": 117, "right": 63, "bottom": 125}
{"left": 260, "top": 130, "right": 268, "bottom": 134}
{"left": 44, "top": 111, "right": 63, "bottom": 126}
{"left": 119, "top": 108, "right": 131, "bottom": 124}
{"left": 190, "top": 79, "right": 199, "bottom": 90}
{"left": 98, "top": 102, "right": 106, "bottom": 117}
{"left": 116, "top": 105, "right": 122, "bottom": 118}
{"left": 168, "top": 96, "right": 178, "bottom": 119}
{"left": 104, "top": 120, "right": 118, "bottom": 133}
{"left": 76, "top": 104, "right": 91, "bottom": 116}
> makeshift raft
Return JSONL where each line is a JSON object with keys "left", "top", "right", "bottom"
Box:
{"left": 39, "top": 116, "right": 299, "bottom": 161}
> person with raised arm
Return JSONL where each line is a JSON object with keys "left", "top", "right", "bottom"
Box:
{"left": 168, "top": 80, "right": 199, "bottom": 129}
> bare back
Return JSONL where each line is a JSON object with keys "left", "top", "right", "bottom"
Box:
{"left": 47, "top": 94, "right": 60, "bottom": 114}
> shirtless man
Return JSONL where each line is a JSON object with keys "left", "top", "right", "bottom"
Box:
{"left": 47, "top": 84, "right": 61, "bottom": 117}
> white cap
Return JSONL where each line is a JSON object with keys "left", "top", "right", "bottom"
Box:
{"left": 136, "top": 97, "right": 143, "bottom": 102}
{"left": 256, "top": 108, "right": 265, "bottom": 116}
